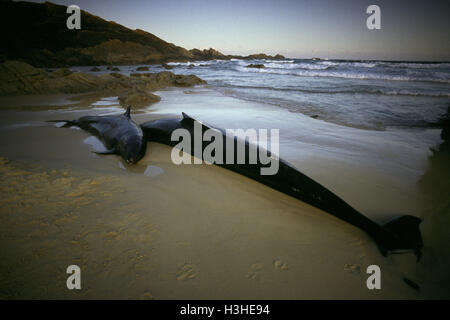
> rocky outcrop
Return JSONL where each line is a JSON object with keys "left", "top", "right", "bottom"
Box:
{"left": 246, "top": 64, "right": 265, "bottom": 69}
{"left": 118, "top": 89, "right": 161, "bottom": 107}
{"left": 242, "top": 53, "right": 285, "bottom": 60}
{"left": 187, "top": 48, "right": 284, "bottom": 61}
{"left": 189, "top": 48, "right": 226, "bottom": 60}
{"left": 0, "top": 60, "right": 206, "bottom": 107}
{"left": 129, "top": 72, "right": 206, "bottom": 89}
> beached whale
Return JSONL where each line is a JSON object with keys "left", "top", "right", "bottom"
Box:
{"left": 49, "top": 106, "right": 146, "bottom": 164}
{"left": 140, "top": 113, "right": 423, "bottom": 259}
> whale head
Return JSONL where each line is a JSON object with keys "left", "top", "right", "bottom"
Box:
{"left": 119, "top": 135, "right": 147, "bottom": 164}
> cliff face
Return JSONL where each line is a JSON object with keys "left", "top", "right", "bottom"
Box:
{"left": 0, "top": 1, "right": 284, "bottom": 67}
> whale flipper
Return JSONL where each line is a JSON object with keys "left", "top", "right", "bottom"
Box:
{"left": 93, "top": 149, "right": 118, "bottom": 155}
{"left": 47, "top": 120, "right": 78, "bottom": 128}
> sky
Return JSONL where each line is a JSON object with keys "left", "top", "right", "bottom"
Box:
{"left": 27, "top": 0, "right": 450, "bottom": 60}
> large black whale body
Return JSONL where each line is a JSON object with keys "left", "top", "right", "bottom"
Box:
{"left": 141, "top": 113, "right": 423, "bottom": 259}
{"left": 50, "top": 106, "right": 146, "bottom": 164}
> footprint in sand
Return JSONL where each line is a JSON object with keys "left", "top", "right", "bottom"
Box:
{"left": 176, "top": 263, "right": 198, "bottom": 281}
{"left": 142, "top": 292, "right": 153, "bottom": 300}
{"left": 246, "top": 263, "right": 263, "bottom": 281}
{"left": 273, "top": 259, "right": 289, "bottom": 271}
{"left": 344, "top": 263, "right": 361, "bottom": 274}
{"left": 348, "top": 237, "right": 367, "bottom": 261}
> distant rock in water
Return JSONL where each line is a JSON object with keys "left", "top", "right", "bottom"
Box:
{"left": 136, "top": 66, "right": 149, "bottom": 71}
{"left": 241, "top": 53, "right": 285, "bottom": 60}
{"left": 90, "top": 67, "right": 101, "bottom": 72}
{"left": 0, "top": 60, "right": 206, "bottom": 107}
{"left": 246, "top": 64, "right": 265, "bottom": 69}
{"left": 161, "top": 63, "right": 173, "bottom": 70}
{"left": 111, "top": 67, "right": 120, "bottom": 71}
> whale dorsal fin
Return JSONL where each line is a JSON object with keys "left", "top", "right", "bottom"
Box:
{"left": 181, "top": 112, "right": 205, "bottom": 127}
{"left": 124, "top": 106, "right": 131, "bottom": 119}
{"left": 181, "top": 112, "right": 197, "bottom": 126}
{"left": 182, "top": 112, "right": 194, "bottom": 121}
{"left": 181, "top": 112, "right": 218, "bottom": 132}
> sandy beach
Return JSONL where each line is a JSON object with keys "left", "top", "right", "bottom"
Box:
{"left": 0, "top": 87, "right": 448, "bottom": 299}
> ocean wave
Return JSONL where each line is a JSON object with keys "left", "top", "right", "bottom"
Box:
{"left": 167, "top": 61, "right": 213, "bottom": 66}
{"left": 343, "top": 62, "right": 377, "bottom": 68}
{"left": 316, "top": 60, "right": 450, "bottom": 69}
{"left": 316, "top": 61, "right": 377, "bottom": 68}
{"left": 378, "top": 62, "right": 450, "bottom": 69}
{"left": 265, "top": 60, "right": 295, "bottom": 64}
{"left": 215, "top": 88, "right": 448, "bottom": 130}
{"left": 317, "top": 61, "right": 339, "bottom": 66}
{"left": 219, "top": 83, "right": 450, "bottom": 97}
{"left": 234, "top": 66, "right": 450, "bottom": 83}
{"left": 264, "top": 62, "right": 330, "bottom": 70}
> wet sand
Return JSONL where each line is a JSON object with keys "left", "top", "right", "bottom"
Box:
{"left": 0, "top": 90, "right": 447, "bottom": 299}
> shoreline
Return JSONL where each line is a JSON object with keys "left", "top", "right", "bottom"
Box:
{"left": 0, "top": 87, "right": 448, "bottom": 298}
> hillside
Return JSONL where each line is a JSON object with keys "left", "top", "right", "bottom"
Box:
{"left": 0, "top": 1, "right": 284, "bottom": 67}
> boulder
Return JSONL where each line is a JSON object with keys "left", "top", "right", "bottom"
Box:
{"left": 51, "top": 68, "right": 72, "bottom": 77}
{"left": 0, "top": 60, "right": 47, "bottom": 95}
{"left": 118, "top": 89, "right": 160, "bottom": 108}
{"left": 161, "top": 63, "right": 173, "bottom": 70}
{"left": 246, "top": 64, "right": 265, "bottom": 69}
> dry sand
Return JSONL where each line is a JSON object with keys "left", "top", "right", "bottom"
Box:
{"left": 0, "top": 92, "right": 447, "bottom": 299}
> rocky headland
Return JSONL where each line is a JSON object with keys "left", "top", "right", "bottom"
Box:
{"left": 0, "top": 1, "right": 285, "bottom": 68}
{"left": 0, "top": 60, "right": 206, "bottom": 108}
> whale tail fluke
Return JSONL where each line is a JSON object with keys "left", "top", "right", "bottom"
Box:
{"left": 378, "top": 215, "right": 423, "bottom": 261}
{"left": 47, "top": 120, "right": 77, "bottom": 128}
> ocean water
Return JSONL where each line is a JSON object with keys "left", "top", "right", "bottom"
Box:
{"left": 162, "top": 58, "right": 450, "bottom": 130}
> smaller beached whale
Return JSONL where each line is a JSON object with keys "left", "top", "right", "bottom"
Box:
{"left": 140, "top": 113, "right": 423, "bottom": 259}
{"left": 49, "top": 106, "right": 146, "bottom": 164}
